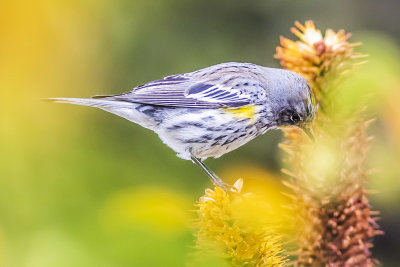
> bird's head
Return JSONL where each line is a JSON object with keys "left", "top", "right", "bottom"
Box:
{"left": 267, "top": 69, "right": 317, "bottom": 140}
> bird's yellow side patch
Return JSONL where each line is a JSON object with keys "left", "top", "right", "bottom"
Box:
{"left": 224, "top": 105, "right": 256, "bottom": 122}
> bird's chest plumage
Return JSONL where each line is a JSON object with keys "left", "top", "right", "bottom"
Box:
{"left": 155, "top": 106, "right": 273, "bottom": 160}
{"left": 193, "top": 125, "right": 260, "bottom": 159}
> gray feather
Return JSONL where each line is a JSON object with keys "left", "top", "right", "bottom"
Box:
{"left": 98, "top": 63, "right": 267, "bottom": 108}
{"left": 47, "top": 98, "right": 135, "bottom": 109}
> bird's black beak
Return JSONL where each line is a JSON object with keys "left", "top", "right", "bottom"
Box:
{"left": 301, "top": 125, "right": 315, "bottom": 142}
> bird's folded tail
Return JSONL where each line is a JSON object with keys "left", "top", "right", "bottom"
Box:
{"left": 46, "top": 97, "right": 133, "bottom": 109}
{"left": 46, "top": 97, "right": 159, "bottom": 130}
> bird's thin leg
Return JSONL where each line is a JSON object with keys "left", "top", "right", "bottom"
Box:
{"left": 190, "top": 154, "right": 230, "bottom": 190}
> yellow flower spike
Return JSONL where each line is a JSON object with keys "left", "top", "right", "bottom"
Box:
{"left": 194, "top": 180, "right": 287, "bottom": 267}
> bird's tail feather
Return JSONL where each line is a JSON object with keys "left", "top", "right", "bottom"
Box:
{"left": 46, "top": 97, "right": 132, "bottom": 109}
{"left": 47, "top": 97, "right": 158, "bottom": 130}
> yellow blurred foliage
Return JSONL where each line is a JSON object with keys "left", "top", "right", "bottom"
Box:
{"left": 100, "top": 186, "right": 191, "bottom": 233}
{"left": 382, "top": 87, "right": 400, "bottom": 150}
{"left": 219, "top": 164, "right": 292, "bottom": 227}
{"left": 0, "top": 227, "right": 4, "bottom": 266}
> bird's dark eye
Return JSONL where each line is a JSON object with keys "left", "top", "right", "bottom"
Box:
{"left": 290, "top": 113, "right": 301, "bottom": 123}
{"left": 279, "top": 109, "right": 302, "bottom": 125}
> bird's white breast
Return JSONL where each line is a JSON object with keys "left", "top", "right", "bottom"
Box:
{"left": 155, "top": 108, "right": 265, "bottom": 160}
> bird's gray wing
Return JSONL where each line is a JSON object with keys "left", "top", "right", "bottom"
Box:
{"left": 98, "top": 72, "right": 265, "bottom": 109}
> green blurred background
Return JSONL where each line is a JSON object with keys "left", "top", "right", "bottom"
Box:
{"left": 1, "top": 0, "right": 400, "bottom": 266}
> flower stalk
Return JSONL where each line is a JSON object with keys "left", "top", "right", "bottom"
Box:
{"left": 275, "top": 21, "right": 382, "bottom": 266}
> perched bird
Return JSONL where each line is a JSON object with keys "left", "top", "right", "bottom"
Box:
{"left": 50, "top": 62, "right": 317, "bottom": 189}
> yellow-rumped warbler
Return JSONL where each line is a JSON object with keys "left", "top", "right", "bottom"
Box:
{"left": 51, "top": 62, "right": 316, "bottom": 189}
